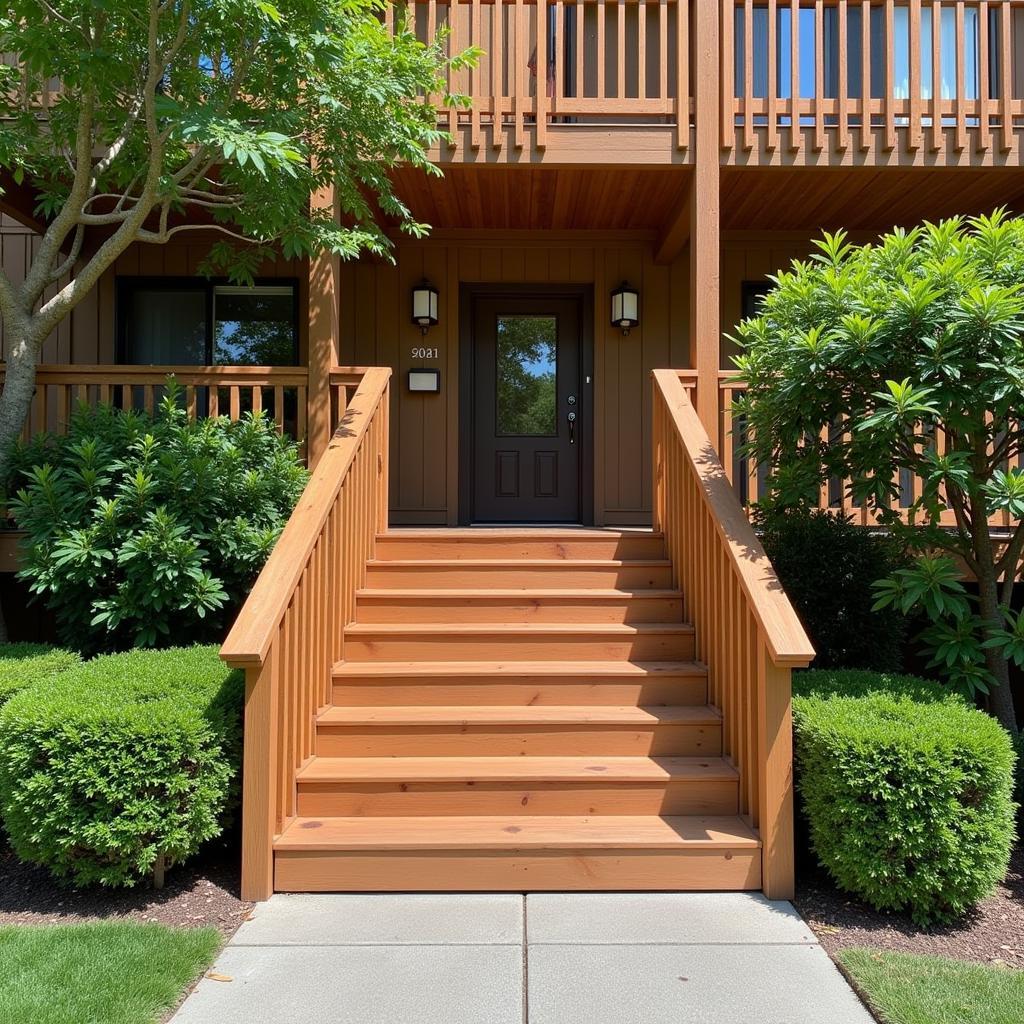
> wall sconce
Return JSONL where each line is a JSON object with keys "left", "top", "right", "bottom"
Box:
{"left": 611, "top": 282, "right": 640, "bottom": 335}
{"left": 411, "top": 281, "right": 439, "bottom": 334}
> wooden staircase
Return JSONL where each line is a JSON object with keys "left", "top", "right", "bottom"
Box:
{"left": 272, "top": 528, "right": 761, "bottom": 892}
{"left": 221, "top": 368, "right": 813, "bottom": 901}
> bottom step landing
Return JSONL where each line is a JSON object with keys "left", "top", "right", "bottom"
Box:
{"left": 273, "top": 816, "right": 762, "bottom": 892}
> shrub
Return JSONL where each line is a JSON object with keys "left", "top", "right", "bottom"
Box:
{"left": 793, "top": 677, "right": 1017, "bottom": 925}
{"left": 758, "top": 510, "right": 909, "bottom": 670}
{"left": 0, "top": 643, "right": 80, "bottom": 707}
{"left": 7, "top": 384, "right": 307, "bottom": 652}
{"left": 793, "top": 668, "right": 955, "bottom": 704}
{"left": 0, "top": 646, "right": 242, "bottom": 888}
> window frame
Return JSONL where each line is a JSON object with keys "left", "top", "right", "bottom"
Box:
{"left": 116, "top": 275, "right": 301, "bottom": 367}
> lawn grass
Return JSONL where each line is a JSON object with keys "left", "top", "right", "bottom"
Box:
{"left": 840, "top": 948, "right": 1024, "bottom": 1024}
{"left": 0, "top": 922, "right": 221, "bottom": 1024}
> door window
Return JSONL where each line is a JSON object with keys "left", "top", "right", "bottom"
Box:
{"left": 495, "top": 315, "right": 558, "bottom": 436}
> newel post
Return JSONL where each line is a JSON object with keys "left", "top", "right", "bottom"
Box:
{"left": 239, "top": 650, "right": 279, "bottom": 901}
{"left": 757, "top": 655, "right": 796, "bottom": 900}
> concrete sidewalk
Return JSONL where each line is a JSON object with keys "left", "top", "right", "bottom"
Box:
{"left": 172, "top": 892, "right": 874, "bottom": 1024}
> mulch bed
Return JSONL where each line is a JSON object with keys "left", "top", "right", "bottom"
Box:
{"left": 0, "top": 839, "right": 252, "bottom": 938}
{"left": 794, "top": 841, "right": 1024, "bottom": 969}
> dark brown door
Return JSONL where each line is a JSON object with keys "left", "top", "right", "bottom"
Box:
{"left": 470, "top": 296, "right": 584, "bottom": 522}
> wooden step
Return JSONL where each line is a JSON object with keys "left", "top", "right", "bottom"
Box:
{"left": 374, "top": 529, "right": 667, "bottom": 561}
{"left": 363, "top": 559, "right": 674, "bottom": 589}
{"left": 273, "top": 815, "right": 761, "bottom": 891}
{"left": 342, "top": 622, "right": 696, "bottom": 662}
{"left": 331, "top": 660, "right": 708, "bottom": 706}
{"left": 316, "top": 705, "right": 722, "bottom": 757}
{"left": 295, "top": 755, "right": 738, "bottom": 817}
{"left": 354, "top": 588, "right": 684, "bottom": 624}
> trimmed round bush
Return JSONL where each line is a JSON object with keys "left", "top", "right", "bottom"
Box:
{"left": 0, "top": 643, "right": 80, "bottom": 707}
{"left": 793, "top": 668, "right": 957, "bottom": 704}
{"left": 0, "top": 645, "right": 242, "bottom": 888}
{"left": 794, "top": 680, "right": 1017, "bottom": 925}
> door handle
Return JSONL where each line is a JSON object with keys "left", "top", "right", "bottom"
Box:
{"left": 567, "top": 411, "right": 576, "bottom": 445}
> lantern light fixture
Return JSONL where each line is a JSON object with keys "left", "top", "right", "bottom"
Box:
{"left": 411, "top": 280, "right": 439, "bottom": 334}
{"left": 611, "top": 282, "right": 639, "bottom": 335}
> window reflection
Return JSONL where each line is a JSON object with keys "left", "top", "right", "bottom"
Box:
{"left": 496, "top": 316, "right": 557, "bottom": 436}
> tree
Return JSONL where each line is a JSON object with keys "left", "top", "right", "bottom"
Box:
{"left": 733, "top": 212, "right": 1024, "bottom": 734}
{"left": 0, "top": 0, "right": 474, "bottom": 486}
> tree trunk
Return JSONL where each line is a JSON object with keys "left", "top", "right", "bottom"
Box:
{"left": 0, "top": 337, "right": 41, "bottom": 645}
{"left": 976, "top": 560, "right": 1019, "bottom": 734}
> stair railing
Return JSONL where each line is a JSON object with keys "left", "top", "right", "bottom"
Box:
{"left": 221, "top": 366, "right": 391, "bottom": 900}
{"left": 651, "top": 368, "right": 813, "bottom": 898}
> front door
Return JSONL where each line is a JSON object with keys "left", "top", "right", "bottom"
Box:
{"left": 468, "top": 294, "right": 587, "bottom": 522}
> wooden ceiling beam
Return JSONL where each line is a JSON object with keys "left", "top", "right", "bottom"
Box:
{"left": 653, "top": 186, "right": 692, "bottom": 265}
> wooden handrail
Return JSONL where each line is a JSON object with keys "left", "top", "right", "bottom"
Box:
{"left": 220, "top": 366, "right": 391, "bottom": 900}
{"left": 652, "top": 367, "right": 812, "bottom": 898}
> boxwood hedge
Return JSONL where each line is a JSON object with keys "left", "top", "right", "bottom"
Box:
{"left": 793, "top": 669, "right": 1017, "bottom": 925}
{"left": 0, "top": 645, "right": 242, "bottom": 888}
{"left": 0, "top": 643, "right": 80, "bottom": 707}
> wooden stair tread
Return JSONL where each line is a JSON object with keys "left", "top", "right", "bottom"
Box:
{"left": 318, "top": 705, "right": 721, "bottom": 726}
{"left": 379, "top": 529, "right": 663, "bottom": 540}
{"left": 366, "top": 558, "right": 672, "bottom": 568}
{"left": 333, "top": 659, "right": 707, "bottom": 677}
{"left": 298, "top": 755, "right": 737, "bottom": 783}
{"left": 274, "top": 815, "right": 759, "bottom": 851}
{"left": 343, "top": 622, "right": 694, "bottom": 636}
{"left": 355, "top": 588, "right": 683, "bottom": 599}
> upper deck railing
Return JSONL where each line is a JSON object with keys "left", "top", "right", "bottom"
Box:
{"left": 392, "top": 0, "right": 1023, "bottom": 163}
{"left": 724, "top": 0, "right": 1024, "bottom": 162}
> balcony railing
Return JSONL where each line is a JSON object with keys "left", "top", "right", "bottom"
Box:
{"left": 398, "top": 0, "right": 692, "bottom": 151}
{"left": 724, "top": 0, "right": 1024, "bottom": 158}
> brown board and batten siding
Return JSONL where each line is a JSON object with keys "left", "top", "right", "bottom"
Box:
{"left": 0, "top": 221, "right": 309, "bottom": 364}
{"left": 339, "top": 232, "right": 691, "bottom": 526}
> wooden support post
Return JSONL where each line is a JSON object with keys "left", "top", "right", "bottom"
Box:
{"left": 758, "top": 657, "right": 796, "bottom": 900}
{"left": 689, "top": 0, "right": 721, "bottom": 444}
{"left": 307, "top": 183, "right": 340, "bottom": 467}
{"left": 240, "top": 655, "right": 278, "bottom": 901}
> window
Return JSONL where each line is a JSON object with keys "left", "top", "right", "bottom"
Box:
{"left": 495, "top": 315, "right": 558, "bottom": 437}
{"left": 118, "top": 278, "right": 299, "bottom": 366}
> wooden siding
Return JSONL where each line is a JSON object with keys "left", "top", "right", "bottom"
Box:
{"left": 339, "top": 233, "right": 691, "bottom": 525}
{"left": 0, "top": 223, "right": 309, "bottom": 365}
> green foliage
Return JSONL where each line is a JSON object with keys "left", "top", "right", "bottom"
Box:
{"left": 757, "top": 509, "right": 909, "bottom": 670}
{"left": 0, "top": 0, "right": 478, "bottom": 275}
{"left": 7, "top": 383, "right": 306, "bottom": 652}
{"left": 733, "top": 213, "right": 1024, "bottom": 714}
{"left": 839, "top": 949, "right": 1024, "bottom": 1024}
{"left": 793, "top": 667, "right": 955, "bottom": 703}
{"left": 0, "top": 643, "right": 80, "bottom": 707}
{"left": 0, "top": 922, "right": 221, "bottom": 1024}
{"left": 0, "top": 646, "right": 242, "bottom": 888}
{"left": 793, "top": 677, "right": 1017, "bottom": 925}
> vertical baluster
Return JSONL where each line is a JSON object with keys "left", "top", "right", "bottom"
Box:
{"left": 143, "top": 385, "right": 154, "bottom": 415}
{"left": 659, "top": 0, "right": 668, "bottom": 103}
{"left": 676, "top": 0, "right": 689, "bottom": 148}
{"left": 977, "top": 0, "right": 990, "bottom": 151}
{"left": 955, "top": 0, "right": 966, "bottom": 150}
{"left": 597, "top": 0, "right": 606, "bottom": 99}
{"left": 743, "top": 0, "right": 754, "bottom": 149}
{"left": 209, "top": 385, "right": 219, "bottom": 418}
{"left": 576, "top": 0, "right": 585, "bottom": 101}
{"left": 537, "top": 0, "right": 549, "bottom": 146}
{"left": 860, "top": 0, "right": 872, "bottom": 149}
{"left": 766, "top": 0, "right": 778, "bottom": 150}
{"left": 930, "top": 0, "right": 943, "bottom": 150}
{"left": 721, "top": 0, "right": 734, "bottom": 148}
{"left": 909, "top": 0, "right": 922, "bottom": 148}
{"left": 999, "top": 0, "right": 1013, "bottom": 153}
{"left": 514, "top": 0, "right": 526, "bottom": 147}
{"left": 555, "top": 0, "right": 565, "bottom": 110}
{"left": 274, "top": 385, "right": 285, "bottom": 432}
{"left": 813, "top": 0, "right": 824, "bottom": 149}
{"left": 447, "top": 0, "right": 460, "bottom": 149}
{"left": 252, "top": 384, "right": 263, "bottom": 416}
{"left": 638, "top": 0, "right": 648, "bottom": 100}
{"left": 837, "top": 0, "right": 849, "bottom": 149}
{"left": 230, "top": 384, "right": 241, "bottom": 421}
{"left": 617, "top": 0, "right": 626, "bottom": 104}
{"left": 884, "top": 0, "right": 896, "bottom": 149}
{"left": 297, "top": 386, "right": 308, "bottom": 451}
{"left": 492, "top": 0, "right": 503, "bottom": 149}
{"left": 470, "top": 0, "right": 482, "bottom": 148}
{"left": 789, "top": 0, "right": 800, "bottom": 150}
